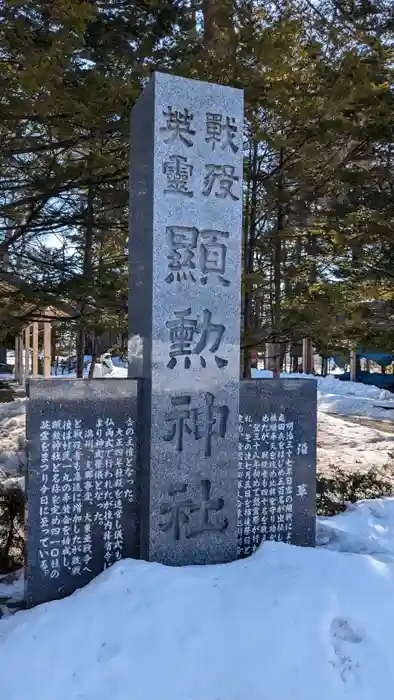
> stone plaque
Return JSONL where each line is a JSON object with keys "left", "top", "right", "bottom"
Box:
{"left": 129, "top": 72, "right": 243, "bottom": 565}
{"left": 26, "top": 379, "right": 140, "bottom": 607}
{"left": 238, "top": 379, "right": 317, "bottom": 557}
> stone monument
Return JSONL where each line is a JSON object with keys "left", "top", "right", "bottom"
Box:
{"left": 129, "top": 72, "right": 244, "bottom": 565}
{"left": 26, "top": 379, "right": 140, "bottom": 607}
{"left": 25, "top": 73, "right": 317, "bottom": 609}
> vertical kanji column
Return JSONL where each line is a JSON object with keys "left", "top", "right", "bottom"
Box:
{"left": 129, "top": 72, "right": 243, "bottom": 565}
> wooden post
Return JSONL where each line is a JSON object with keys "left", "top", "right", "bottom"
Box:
{"left": 350, "top": 350, "right": 357, "bottom": 382}
{"left": 24, "top": 325, "right": 30, "bottom": 378}
{"left": 43, "top": 323, "right": 52, "bottom": 378}
{"left": 14, "top": 335, "right": 21, "bottom": 382}
{"left": 17, "top": 332, "right": 24, "bottom": 384}
{"left": 32, "top": 322, "right": 39, "bottom": 376}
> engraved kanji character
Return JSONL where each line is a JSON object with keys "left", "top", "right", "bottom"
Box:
{"left": 159, "top": 480, "right": 228, "bottom": 541}
{"left": 166, "top": 309, "right": 198, "bottom": 369}
{"left": 190, "top": 392, "right": 229, "bottom": 457}
{"left": 187, "top": 479, "right": 228, "bottom": 538}
{"left": 297, "top": 442, "right": 308, "bottom": 455}
{"left": 200, "top": 229, "right": 230, "bottom": 286}
{"left": 296, "top": 483, "right": 308, "bottom": 498}
{"left": 202, "top": 164, "right": 239, "bottom": 200}
{"left": 205, "top": 113, "right": 239, "bottom": 152}
{"left": 163, "top": 155, "right": 193, "bottom": 197}
{"left": 165, "top": 225, "right": 198, "bottom": 284}
{"left": 163, "top": 393, "right": 228, "bottom": 457}
{"left": 165, "top": 308, "right": 227, "bottom": 369}
{"left": 159, "top": 483, "right": 194, "bottom": 541}
{"left": 194, "top": 309, "right": 228, "bottom": 368}
{"left": 160, "top": 107, "right": 195, "bottom": 147}
{"left": 163, "top": 395, "right": 192, "bottom": 452}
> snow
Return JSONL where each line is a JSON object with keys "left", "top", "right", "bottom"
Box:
{"left": 2, "top": 500, "right": 394, "bottom": 700}
{"left": 0, "top": 570, "right": 24, "bottom": 607}
{"left": 0, "top": 399, "right": 26, "bottom": 480}
{"left": 316, "top": 374, "right": 394, "bottom": 421}
{"left": 54, "top": 355, "right": 127, "bottom": 379}
{"left": 252, "top": 370, "right": 394, "bottom": 422}
{"left": 317, "top": 497, "right": 394, "bottom": 560}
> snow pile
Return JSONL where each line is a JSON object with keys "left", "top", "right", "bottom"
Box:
{"left": 252, "top": 370, "right": 394, "bottom": 421}
{"left": 317, "top": 374, "right": 394, "bottom": 402}
{"left": 2, "top": 500, "right": 394, "bottom": 700}
{"left": 0, "top": 399, "right": 26, "bottom": 479}
{"left": 318, "top": 497, "right": 394, "bottom": 560}
{"left": 0, "top": 570, "right": 24, "bottom": 607}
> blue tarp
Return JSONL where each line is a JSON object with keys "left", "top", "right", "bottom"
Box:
{"left": 357, "top": 351, "right": 394, "bottom": 366}
{"left": 333, "top": 351, "right": 394, "bottom": 368}
{"left": 337, "top": 371, "right": 394, "bottom": 392}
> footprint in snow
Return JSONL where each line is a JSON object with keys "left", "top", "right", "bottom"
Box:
{"left": 329, "top": 616, "right": 364, "bottom": 683}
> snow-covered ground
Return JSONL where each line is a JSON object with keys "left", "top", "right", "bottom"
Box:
{"left": 1, "top": 372, "right": 394, "bottom": 698}
{"left": 0, "top": 399, "right": 26, "bottom": 480}
{"left": 0, "top": 570, "right": 24, "bottom": 606}
{"left": 1, "top": 498, "right": 394, "bottom": 700}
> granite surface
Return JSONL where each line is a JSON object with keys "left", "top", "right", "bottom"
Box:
{"left": 238, "top": 379, "right": 317, "bottom": 557}
{"left": 129, "top": 72, "right": 244, "bottom": 564}
{"left": 26, "top": 379, "right": 140, "bottom": 606}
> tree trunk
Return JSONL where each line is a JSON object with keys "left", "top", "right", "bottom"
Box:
{"left": 350, "top": 350, "right": 357, "bottom": 381}
{"left": 202, "top": 0, "right": 235, "bottom": 54}
{"left": 321, "top": 355, "right": 328, "bottom": 376}
{"left": 302, "top": 337, "right": 313, "bottom": 374}
{"left": 242, "top": 138, "right": 258, "bottom": 378}
{"left": 272, "top": 147, "right": 285, "bottom": 378}
{"left": 88, "top": 334, "right": 98, "bottom": 379}
{"left": 76, "top": 328, "right": 85, "bottom": 379}
{"left": 3, "top": 514, "right": 14, "bottom": 563}
{"left": 266, "top": 342, "right": 280, "bottom": 373}
{"left": 77, "top": 183, "right": 94, "bottom": 378}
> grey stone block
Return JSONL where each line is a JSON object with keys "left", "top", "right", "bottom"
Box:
{"left": 129, "top": 72, "right": 243, "bottom": 565}
{"left": 26, "top": 379, "right": 140, "bottom": 607}
{"left": 238, "top": 379, "right": 317, "bottom": 557}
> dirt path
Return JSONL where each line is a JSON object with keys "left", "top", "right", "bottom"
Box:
{"left": 333, "top": 415, "right": 394, "bottom": 434}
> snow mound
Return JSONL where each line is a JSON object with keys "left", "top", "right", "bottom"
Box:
{"left": 1, "top": 534, "right": 394, "bottom": 700}
{"left": 251, "top": 370, "right": 394, "bottom": 421}
{"left": 0, "top": 399, "right": 26, "bottom": 479}
{"left": 317, "top": 375, "right": 394, "bottom": 421}
{"left": 318, "top": 497, "right": 394, "bottom": 559}
{"left": 316, "top": 374, "right": 394, "bottom": 402}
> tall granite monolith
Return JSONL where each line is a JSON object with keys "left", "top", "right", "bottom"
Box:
{"left": 129, "top": 72, "right": 243, "bottom": 565}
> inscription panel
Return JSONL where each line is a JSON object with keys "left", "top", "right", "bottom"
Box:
{"left": 238, "top": 379, "right": 317, "bottom": 557}
{"left": 26, "top": 379, "right": 140, "bottom": 607}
